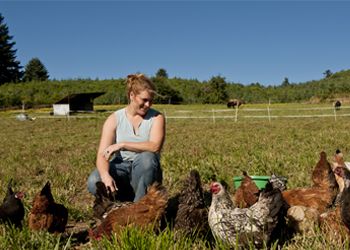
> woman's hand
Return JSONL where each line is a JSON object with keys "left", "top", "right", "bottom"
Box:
{"left": 103, "top": 143, "right": 123, "bottom": 161}
{"left": 100, "top": 173, "right": 118, "bottom": 193}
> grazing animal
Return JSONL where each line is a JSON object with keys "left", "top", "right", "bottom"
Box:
{"left": 90, "top": 183, "right": 168, "bottom": 239}
{"left": 174, "top": 170, "right": 209, "bottom": 237}
{"left": 208, "top": 181, "right": 283, "bottom": 248}
{"left": 227, "top": 99, "right": 244, "bottom": 108}
{"left": 234, "top": 171, "right": 260, "bottom": 208}
{"left": 28, "top": 181, "right": 68, "bottom": 233}
{"left": 334, "top": 100, "right": 341, "bottom": 111}
{"left": 0, "top": 179, "right": 25, "bottom": 228}
{"left": 93, "top": 181, "right": 132, "bottom": 221}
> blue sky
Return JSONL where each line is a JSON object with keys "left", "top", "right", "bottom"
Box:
{"left": 1, "top": 1, "right": 349, "bottom": 86}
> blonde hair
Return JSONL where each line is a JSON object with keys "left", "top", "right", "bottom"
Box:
{"left": 126, "top": 74, "right": 156, "bottom": 101}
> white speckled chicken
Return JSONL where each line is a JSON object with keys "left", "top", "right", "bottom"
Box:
{"left": 208, "top": 180, "right": 283, "bottom": 248}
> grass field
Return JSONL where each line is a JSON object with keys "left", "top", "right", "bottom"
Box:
{"left": 1, "top": 103, "right": 350, "bottom": 249}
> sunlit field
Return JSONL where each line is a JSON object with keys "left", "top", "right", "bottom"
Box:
{"left": 1, "top": 103, "right": 350, "bottom": 249}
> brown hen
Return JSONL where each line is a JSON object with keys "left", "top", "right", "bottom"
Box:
{"left": 28, "top": 181, "right": 68, "bottom": 233}
{"left": 234, "top": 171, "right": 260, "bottom": 208}
{"left": 90, "top": 182, "right": 168, "bottom": 239}
{"left": 282, "top": 151, "right": 338, "bottom": 213}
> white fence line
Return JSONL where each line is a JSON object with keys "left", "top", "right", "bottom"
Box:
{"left": 163, "top": 105, "right": 350, "bottom": 123}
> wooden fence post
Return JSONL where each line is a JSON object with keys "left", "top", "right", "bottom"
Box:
{"left": 235, "top": 106, "right": 238, "bottom": 122}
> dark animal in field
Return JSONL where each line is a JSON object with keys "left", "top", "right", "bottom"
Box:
{"left": 208, "top": 181, "right": 283, "bottom": 248}
{"left": 227, "top": 99, "right": 245, "bottom": 108}
{"left": 0, "top": 179, "right": 25, "bottom": 228}
{"left": 334, "top": 100, "right": 341, "bottom": 111}
{"left": 28, "top": 181, "right": 68, "bottom": 233}
{"left": 89, "top": 183, "right": 168, "bottom": 240}
{"left": 234, "top": 171, "right": 260, "bottom": 208}
{"left": 93, "top": 181, "right": 133, "bottom": 221}
{"left": 173, "top": 170, "right": 209, "bottom": 237}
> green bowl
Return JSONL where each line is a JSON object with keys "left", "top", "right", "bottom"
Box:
{"left": 233, "top": 176, "right": 270, "bottom": 190}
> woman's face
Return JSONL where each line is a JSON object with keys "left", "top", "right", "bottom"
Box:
{"left": 130, "top": 90, "right": 154, "bottom": 116}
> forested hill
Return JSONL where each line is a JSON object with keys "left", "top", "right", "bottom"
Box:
{"left": 0, "top": 69, "right": 349, "bottom": 108}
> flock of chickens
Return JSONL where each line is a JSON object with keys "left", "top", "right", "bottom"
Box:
{"left": 1, "top": 149, "right": 350, "bottom": 248}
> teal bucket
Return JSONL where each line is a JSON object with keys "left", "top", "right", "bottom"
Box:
{"left": 233, "top": 176, "right": 270, "bottom": 190}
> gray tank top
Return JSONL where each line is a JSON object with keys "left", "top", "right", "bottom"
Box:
{"left": 115, "top": 108, "right": 160, "bottom": 161}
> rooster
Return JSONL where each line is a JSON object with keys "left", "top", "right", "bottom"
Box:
{"left": 208, "top": 180, "right": 283, "bottom": 248}
{"left": 90, "top": 182, "right": 168, "bottom": 239}
{"left": 173, "top": 170, "right": 209, "bottom": 237}
{"left": 28, "top": 181, "right": 68, "bottom": 233}
{"left": 0, "top": 179, "right": 25, "bottom": 228}
{"left": 234, "top": 171, "right": 260, "bottom": 208}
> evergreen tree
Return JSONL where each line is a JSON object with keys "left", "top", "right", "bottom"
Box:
{"left": 323, "top": 69, "right": 333, "bottom": 79}
{"left": 281, "top": 77, "right": 290, "bottom": 86}
{"left": 0, "top": 13, "right": 23, "bottom": 85}
{"left": 155, "top": 68, "right": 168, "bottom": 78}
{"left": 23, "top": 57, "right": 49, "bottom": 82}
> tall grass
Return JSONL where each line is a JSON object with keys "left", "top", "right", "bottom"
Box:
{"left": 1, "top": 103, "right": 350, "bottom": 249}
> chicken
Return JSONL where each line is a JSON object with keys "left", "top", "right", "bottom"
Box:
{"left": 0, "top": 179, "right": 25, "bottom": 228}
{"left": 208, "top": 180, "right": 283, "bottom": 248}
{"left": 319, "top": 166, "right": 350, "bottom": 242}
{"left": 93, "top": 181, "right": 132, "bottom": 221}
{"left": 173, "top": 170, "right": 209, "bottom": 237}
{"left": 90, "top": 182, "right": 168, "bottom": 239}
{"left": 336, "top": 166, "right": 350, "bottom": 230}
{"left": 234, "top": 171, "right": 260, "bottom": 208}
{"left": 28, "top": 181, "right": 68, "bottom": 233}
{"left": 287, "top": 205, "right": 320, "bottom": 235}
{"left": 282, "top": 151, "right": 339, "bottom": 213}
{"left": 269, "top": 173, "right": 288, "bottom": 192}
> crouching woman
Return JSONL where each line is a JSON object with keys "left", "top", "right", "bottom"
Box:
{"left": 87, "top": 74, "right": 165, "bottom": 202}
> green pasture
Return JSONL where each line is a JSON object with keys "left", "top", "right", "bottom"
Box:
{"left": 1, "top": 103, "right": 350, "bottom": 249}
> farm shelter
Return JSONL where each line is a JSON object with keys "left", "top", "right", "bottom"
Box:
{"left": 53, "top": 92, "right": 105, "bottom": 115}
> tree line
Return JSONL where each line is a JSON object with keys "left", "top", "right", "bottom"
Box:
{"left": 1, "top": 13, "right": 350, "bottom": 109}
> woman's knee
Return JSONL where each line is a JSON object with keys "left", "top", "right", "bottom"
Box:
{"left": 87, "top": 169, "right": 101, "bottom": 195}
{"left": 135, "top": 152, "right": 160, "bottom": 170}
{"left": 133, "top": 152, "right": 162, "bottom": 182}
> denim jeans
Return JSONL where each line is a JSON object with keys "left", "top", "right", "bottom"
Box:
{"left": 87, "top": 152, "right": 162, "bottom": 202}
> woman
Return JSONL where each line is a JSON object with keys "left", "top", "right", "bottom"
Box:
{"left": 87, "top": 74, "right": 165, "bottom": 202}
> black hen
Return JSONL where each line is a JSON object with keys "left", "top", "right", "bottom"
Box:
{"left": 93, "top": 181, "right": 132, "bottom": 221}
{"left": 174, "top": 170, "right": 209, "bottom": 237}
{"left": 0, "top": 179, "right": 25, "bottom": 228}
